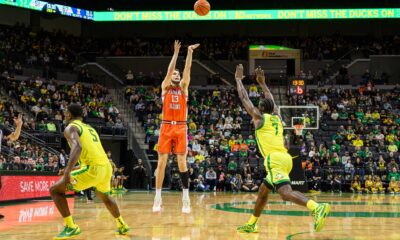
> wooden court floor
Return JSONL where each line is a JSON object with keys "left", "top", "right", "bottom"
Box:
{"left": 1, "top": 192, "right": 400, "bottom": 240}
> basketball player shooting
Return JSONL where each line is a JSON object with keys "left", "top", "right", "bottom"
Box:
{"left": 234, "top": 64, "right": 330, "bottom": 233}
{"left": 153, "top": 41, "right": 200, "bottom": 213}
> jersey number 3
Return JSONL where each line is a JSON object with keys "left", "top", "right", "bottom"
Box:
{"left": 172, "top": 95, "right": 179, "bottom": 102}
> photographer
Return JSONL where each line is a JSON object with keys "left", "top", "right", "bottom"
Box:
{"left": 133, "top": 159, "right": 147, "bottom": 189}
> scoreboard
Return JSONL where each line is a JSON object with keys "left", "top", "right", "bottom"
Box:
{"left": 0, "top": 0, "right": 94, "bottom": 20}
{"left": 290, "top": 79, "right": 305, "bottom": 95}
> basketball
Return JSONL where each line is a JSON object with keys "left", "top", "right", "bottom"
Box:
{"left": 194, "top": 0, "right": 211, "bottom": 16}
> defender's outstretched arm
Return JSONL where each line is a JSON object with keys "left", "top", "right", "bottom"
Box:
{"left": 255, "top": 67, "right": 280, "bottom": 115}
{"left": 235, "top": 64, "right": 263, "bottom": 128}
{"left": 4, "top": 114, "right": 22, "bottom": 141}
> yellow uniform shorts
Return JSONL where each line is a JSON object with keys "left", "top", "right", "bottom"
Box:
{"left": 264, "top": 151, "right": 293, "bottom": 189}
{"left": 68, "top": 163, "right": 113, "bottom": 194}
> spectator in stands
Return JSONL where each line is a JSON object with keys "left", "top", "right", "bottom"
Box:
{"left": 331, "top": 175, "right": 342, "bottom": 193}
{"left": 133, "top": 159, "right": 147, "bottom": 189}
{"left": 364, "top": 175, "right": 376, "bottom": 193}
{"left": 242, "top": 174, "right": 258, "bottom": 192}
{"left": 388, "top": 177, "right": 399, "bottom": 194}
{"left": 330, "top": 140, "right": 340, "bottom": 154}
{"left": 365, "top": 147, "right": 373, "bottom": 159}
{"left": 352, "top": 136, "right": 364, "bottom": 147}
{"left": 248, "top": 84, "right": 259, "bottom": 98}
{"left": 373, "top": 176, "right": 385, "bottom": 193}
{"left": 227, "top": 158, "right": 237, "bottom": 174}
{"left": 311, "top": 168, "right": 322, "bottom": 191}
{"left": 195, "top": 175, "right": 208, "bottom": 192}
{"left": 126, "top": 70, "right": 134, "bottom": 82}
{"left": 230, "top": 174, "right": 242, "bottom": 192}
{"left": 331, "top": 110, "right": 339, "bottom": 121}
{"left": 354, "top": 157, "right": 365, "bottom": 180}
{"left": 351, "top": 175, "right": 363, "bottom": 193}
{"left": 205, "top": 168, "right": 217, "bottom": 191}
{"left": 388, "top": 160, "right": 399, "bottom": 173}
{"left": 331, "top": 153, "right": 341, "bottom": 166}
{"left": 388, "top": 167, "right": 400, "bottom": 181}
{"left": 388, "top": 141, "right": 398, "bottom": 153}
{"left": 341, "top": 152, "right": 351, "bottom": 165}
{"left": 217, "top": 171, "right": 226, "bottom": 191}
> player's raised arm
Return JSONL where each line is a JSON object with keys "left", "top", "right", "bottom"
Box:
{"left": 181, "top": 43, "right": 200, "bottom": 93}
{"left": 4, "top": 114, "right": 23, "bottom": 141}
{"left": 255, "top": 67, "right": 280, "bottom": 115}
{"left": 235, "top": 64, "right": 263, "bottom": 128}
{"left": 162, "top": 40, "right": 181, "bottom": 91}
{"left": 63, "top": 125, "right": 82, "bottom": 183}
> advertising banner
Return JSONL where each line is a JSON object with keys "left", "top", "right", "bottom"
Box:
{"left": 0, "top": 175, "right": 66, "bottom": 201}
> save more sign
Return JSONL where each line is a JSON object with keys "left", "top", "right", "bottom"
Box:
{"left": 0, "top": 175, "right": 70, "bottom": 201}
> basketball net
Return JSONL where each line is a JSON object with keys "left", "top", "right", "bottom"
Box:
{"left": 294, "top": 124, "right": 304, "bottom": 136}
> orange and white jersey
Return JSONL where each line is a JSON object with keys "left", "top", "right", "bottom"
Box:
{"left": 162, "top": 86, "right": 187, "bottom": 122}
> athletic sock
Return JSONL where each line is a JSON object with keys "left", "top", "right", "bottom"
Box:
{"left": 115, "top": 216, "right": 127, "bottom": 228}
{"left": 247, "top": 215, "right": 259, "bottom": 225}
{"left": 155, "top": 189, "right": 162, "bottom": 200}
{"left": 64, "top": 215, "right": 77, "bottom": 228}
{"left": 307, "top": 200, "right": 319, "bottom": 211}
{"left": 182, "top": 188, "right": 189, "bottom": 200}
{"left": 179, "top": 171, "right": 190, "bottom": 189}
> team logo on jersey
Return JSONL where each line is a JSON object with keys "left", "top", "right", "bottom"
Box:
{"left": 276, "top": 173, "right": 283, "bottom": 180}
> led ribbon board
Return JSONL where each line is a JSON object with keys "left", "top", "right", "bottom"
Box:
{"left": 0, "top": 0, "right": 94, "bottom": 20}
{"left": 0, "top": 1, "right": 399, "bottom": 22}
{"left": 94, "top": 8, "right": 400, "bottom": 21}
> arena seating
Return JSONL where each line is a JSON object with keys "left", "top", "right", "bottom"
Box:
{"left": 289, "top": 84, "right": 400, "bottom": 191}
{"left": 126, "top": 82, "right": 399, "bottom": 192}
{"left": 0, "top": 75, "right": 126, "bottom": 136}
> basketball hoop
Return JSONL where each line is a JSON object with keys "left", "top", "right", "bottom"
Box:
{"left": 294, "top": 124, "right": 304, "bottom": 136}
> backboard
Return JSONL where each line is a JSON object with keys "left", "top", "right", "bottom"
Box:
{"left": 278, "top": 105, "right": 320, "bottom": 130}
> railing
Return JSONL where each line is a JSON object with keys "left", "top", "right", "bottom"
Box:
{"left": 198, "top": 50, "right": 235, "bottom": 84}
{"left": 111, "top": 87, "right": 152, "bottom": 186}
{"left": 3, "top": 124, "right": 61, "bottom": 156}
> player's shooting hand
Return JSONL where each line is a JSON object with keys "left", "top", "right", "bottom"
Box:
{"left": 188, "top": 43, "right": 200, "bottom": 53}
{"left": 255, "top": 66, "right": 266, "bottom": 85}
{"left": 235, "top": 64, "right": 245, "bottom": 81}
{"left": 14, "top": 114, "right": 23, "bottom": 127}
{"left": 174, "top": 40, "right": 181, "bottom": 54}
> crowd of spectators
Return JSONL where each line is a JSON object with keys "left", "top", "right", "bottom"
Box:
{"left": 0, "top": 76, "right": 125, "bottom": 134}
{"left": 0, "top": 131, "right": 65, "bottom": 172}
{"left": 2, "top": 23, "right": 399, "bottom": 74}
{"left": 289, "top": 82, "right": 400, "bottom": 192}
{"left": 90, "top": 35, "right": 400, "bottom": 60}
{"left": 126, "top": 85, "right": 267, "bottom": 192}
{"left": 0, "top": 23, "right": 77, "bottom": 74}
{"left": 126, "top": 79, "right": 399, "bottom": 193}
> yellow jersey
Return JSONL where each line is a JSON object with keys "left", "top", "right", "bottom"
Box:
{"left": 255, "top": 113, "right": 287, "bottom": 158}
{"left": 68, "top": 120, "right": 109, "bottom": 166}
{"left": 375, "top": 181, "right": 382, "bottom": 188}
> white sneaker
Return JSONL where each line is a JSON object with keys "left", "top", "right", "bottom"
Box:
{"left": 182, "top": 199, "right": 191, "bottom": 214}
{"left": 152, "top": 197, "right": 162, "bottom": 212}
